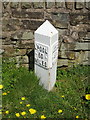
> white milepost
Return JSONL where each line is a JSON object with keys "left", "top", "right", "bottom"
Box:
{"left": 34, "top": 20, "right": 58, "bottom": 91}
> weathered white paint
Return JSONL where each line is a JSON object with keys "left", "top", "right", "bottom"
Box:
{"left": 34, "top": 20, "right": 58, "bottom": 91}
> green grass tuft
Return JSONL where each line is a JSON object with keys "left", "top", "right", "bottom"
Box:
{"left": 2, "top": 58, "right": 90, "bottom": 119}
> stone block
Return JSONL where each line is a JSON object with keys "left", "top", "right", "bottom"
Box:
{"left": 70, "top": 13, "right": 88, "bottom": 25}
{"left": 74, "top": 51, "right": 90, "bottom": 65}
{"left": 60, "top": 42, "right": 90, "bottom": 51}
{"left": 0, "top": 39, "right": 1, "bottom": 47}
{"left": 15, "top": 49, "right": 26, "bottom": 56}
{"left": 21, "top": 2, "right": 32, "bottom": 9}
{"left": 71, "top": 31, "right": 79, "bottom": 40}
{"left": 46, "top": 2, "right": 55, "bottom": 8}
{"left": 11, "top": 41, "right": 17, "bottom": 45}
{"left": 33, "top": 2, "right": 44, "bottom": 8}
{"left": 16, "top": 55, "right": 29, "bottom": 64}
{"left": 86, "top": 2, "right": 90, "bottom": 10}
{"left": 2, "top": 18, "right": 20, "bottom": 31}
{"left": 84, "top": 32, "right": 90, "bottom": 40}
{"left": 60, "top": 43, "right": 67, "bottom": 51}
{"left": 21, "top": 40, "right": 32, "bottom": 45}
{"left": 11, "top": 31, "right": 22, "bottom": 40}
{"left": 66, "top": 2, "right": 74, "bottom": 10}
{"left": 0, "top": 19, "right": 2, "bottom": 25}
{"left": 44, "top": 12, "right": 52, "bottom": 20}
{"left": 22, "top": 11, "right": 44, "bottom": 19}
{"left": 16, "top": 41, "right": 34, "bottom": 49}
{"left": 69, "top": 24, "right": 88, "bottom": 36}
{"left": 58, "top": 51, "right": 67, "bottom": 58}
{"left": 51, "top": 13, "right": 69, "bottom": 28}
{"left": 55, "top": 2, "right": 65, "bottom": 8}
{"left": 2, "top": 32, "right": 10, "bottom": 39}
{"left": 2, "top": 11, "right": 10, "bottom": 18}
{"left": 53, "top": 21, "right": 68, "bottom": 29}
{"left": 10, "top": 2, "right": 19, "bottom": 8}
{"left": 83, "top": 61, "right": 90, "bottom": 65}
{"left": 75, "top": 43, "right": 89, "bottom": 50}
{"left": 51, "top": 12, "right": 69, "bottom": 22}
{"left": 15, "top": 56, "right": 21, "bottom": 67}
{"left": 2, "top": 45, "right": 15, "bottom": 57}
{"left": 66, "top": 51, "right": 75, "bottom": 60}
{"left": 16, "top": 56, "right": 21, "bottom": 63}
{"left": 57, "top": 59, "right": 68, "bottom": 67}
{"left": 57, "top": 29, "right": 68, "bottom": 36}
{"left": 3, "top": 2, "right": 9, "bottom": 9}
{"left": 59, "top": 50, "right": 75, "bottom": 60}
{"left": 57, "top": 29, "right": 68, "bottom": 41}
{"left": 11, "top": 9, "right": 21, "bottom": 18}
{"left": 11, "top": 31, "right": 33, "bottom": 41}
{"left": 12, "top": 9, "right": 44, "bottom": 19}
{"left": 2, "top": 38, "right": 11, "bottom": 45}
{"left": 62, "top": 35, "right": 74, "bottom": 43}
{"left": 78, "top": 31, "right": 87, "bottom": 39}
{"left": 84, "top": 51, "right": 90, "bottom": 61}
{"left": 21, "top": 64, "right": 29, "bottom": 68}
{"left": 75, "top": 2, "right": 84, "bottom": 9}
{"left": 21, "top": 20, "right": 44, "bottom": 30}
{"left": 21, "top": 56, "right": 29, "bottom": 64}
{"left": 21, "top": 31, "right": 34, "bottom": 40}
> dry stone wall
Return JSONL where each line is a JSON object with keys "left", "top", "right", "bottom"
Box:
{"left": 2, "top": 1, "right": 90, "bottom": 69}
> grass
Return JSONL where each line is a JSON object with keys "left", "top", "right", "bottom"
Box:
{"left": 1, "top": 58, "right": 90, "bottom": 119}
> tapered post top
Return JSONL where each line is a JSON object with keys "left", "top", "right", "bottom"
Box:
{"left": 35, "top": 20, "right": 58, "bottom": 37}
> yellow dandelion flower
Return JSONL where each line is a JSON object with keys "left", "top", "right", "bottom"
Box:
{"left": 7, "top": 91, "right": 10, "bottom": 93}
{"left": 2, "top": 92, "right": 7, "bottom": 95}
{"left": 0, "top": 112, "right": 2, "bottom": 114}
{"left": 5, "top": 111, "right": 9, "bottom": 114}
{"left": 58, "top": 109, "right": 63, "bottom": 113}
{"left": 21, "top": 97, "right": 25, "bottom": 100}
{"left": 21, "top": 111, "right": 26, "bottom": 116}
{"left": 41, "top": 115, "right": 46, "bottom": 119}
{"left": 0, "top": 85, "right": 3, "bottom": 89}
{"left": 61, "top": 95, "right": 64, "bottom": 98}
{"left": 76, "top": 116, "right": 79, "bottom": 118}
{"left": 15, "top": 113, "right": 20, "bottom": 117}
{"left": 20, "top": 102, "right": 23, "bottom": 104}
{"left": 26, "top": 104, "right": 30, "bottom": 107}
{"left": 29, "top": 108, "right": 36, "bottom": 114}
{"left": 85, "top": 94, "right": 90, "bottom": 100}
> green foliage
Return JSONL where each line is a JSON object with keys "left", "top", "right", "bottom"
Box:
{"left": 2, "top": 58, "right": 90, "bottom": 119}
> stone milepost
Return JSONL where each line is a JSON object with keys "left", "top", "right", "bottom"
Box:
{"left": 34, "top": 20, "right": 58, "bottom": 91}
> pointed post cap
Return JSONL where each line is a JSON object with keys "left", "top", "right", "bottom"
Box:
{"left": 35, "top": 20, "right": 58, "bottom": 37}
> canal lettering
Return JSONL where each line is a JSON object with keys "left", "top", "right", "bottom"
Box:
{"left": 35, "top": 42, "right": 48, "bottom": 68}
{"left": 36, "top": 44, "right": 48, "bottom": 54}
